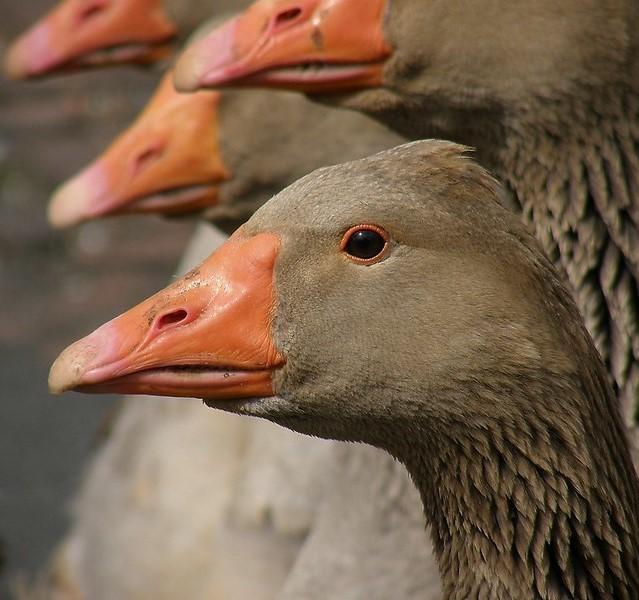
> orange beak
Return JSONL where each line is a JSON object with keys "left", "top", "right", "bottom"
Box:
{"left": 47, "top": 71, "right": 230, "bottom": 229}
{"left": 4, "top": 0, "right": 177, "bottom": 79}
{"left": 174, "top": 0, "right": 391, "bottom": 94}
{"left": 49, "top": 231, "right": 285, "bottom": 400}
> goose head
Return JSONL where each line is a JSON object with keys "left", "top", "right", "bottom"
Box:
{"left": 47, "top": 70, "right": 230, "bottom": 228}
{"left": 174, "top": 0, "right": 637, "bottom": 139}
{"left": 49, "top": 140, "right": 599, "bottom": 447}
{"left": 4, "top": 0, "right": 178, "bottom": 79}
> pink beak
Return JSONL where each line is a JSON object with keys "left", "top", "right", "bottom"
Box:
{"left": 174, "top": 0, "right": 391, "bottom": 93}
{"left": 4, "top": 0, "right": 177, "bottom": 79}
{"left": 49, "top": 230, "right": 285, "bottom": 400}
{"left": 48, "top": 71, "right": 230, "bottom": 228}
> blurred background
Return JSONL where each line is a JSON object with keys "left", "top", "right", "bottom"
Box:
{"left": 0, "top": 3, "right": 196, "bottom": 593}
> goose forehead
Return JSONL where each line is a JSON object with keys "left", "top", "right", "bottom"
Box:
{"left": 245, "top": 174, "right": 413, "bottom": 244}
{"left": 244, "top": 151, "right": 504, "bottom": 245}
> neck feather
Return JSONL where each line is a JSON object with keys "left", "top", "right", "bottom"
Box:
{"left": 497, "top": 90, "right": 639, "bottom": 426}
{"left": 398, "top": 369, "right": 639, "bottom": 600}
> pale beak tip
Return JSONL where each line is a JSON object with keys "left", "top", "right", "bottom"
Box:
{"left": 48, "top": 353, "right": 74, "bottom": 395}
{"left": 3, "top": 44, "right": 28, "bottom": 80}
{"left": 173, "top": 36, "right": 222, "bottom": 92}
{"left": 48, "top": 339, "right": 97, "bottom": 395}
{"left": 172, "top": 58, "right": 201, "bottom": 93}
{"left": 47, "top": 177, "right": 93, "bottom": 229}
{"left": 48, "top": 383, "right": 65, "bottom": 396}
{"left": 174, "top": 16, "right": 239, "bottom": 92}
{"left": 3, "top": 23, "right": 51, "bottom": 80}
{"left": 47, "top": 197, "right": 82, "bottom": 230}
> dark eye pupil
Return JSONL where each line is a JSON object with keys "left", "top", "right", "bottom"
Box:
{"left": 345, "top": 229, "right": 386, "bottom": 260}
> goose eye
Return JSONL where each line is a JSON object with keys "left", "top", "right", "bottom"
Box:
{"left": 341, "top": 225, "right": 389, "bottom": 264}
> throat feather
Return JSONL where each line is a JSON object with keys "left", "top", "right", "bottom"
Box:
{"left": 404, "top": 376, "right": 639, "bottom": 599}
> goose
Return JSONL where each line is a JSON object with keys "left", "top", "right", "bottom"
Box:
{"left": 3, "top": 0, "right": 250, "bottom": 79}
{"left": 175, "top": 0, "right": 639, "bottom": 423}
{"left": 49, "top": 140, "right": 639, "bottom": 599}
{"left": 40, "top": 69, "right": 437, "bottom": 599}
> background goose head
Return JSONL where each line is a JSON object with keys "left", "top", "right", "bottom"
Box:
{"left": 47, "top": 70, "right": 230, "bottom": 228}
{"left": 47, "top": 70, "right": 402, "bottom": 229}
{"left": 3, "top": 0, "right": 251, "bottom": 79}
{"left": 4, "top": 0, "right": 177, "bottom": 79}
{"left": 49, "top": 140, "right": 639, "bottom": 597}
{"left": 174, "top": 0, "right": 639, "bottom": 143}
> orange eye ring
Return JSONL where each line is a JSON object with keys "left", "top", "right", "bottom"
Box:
{"left": 340, "top": 224, "right": 390, "bottom": 265}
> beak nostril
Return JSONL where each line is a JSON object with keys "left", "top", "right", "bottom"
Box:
{"left": 156, "top": 309, "right": 188, "bottom": 331}
{"left": 272, "top": 7, "right": 303, "bottom": 31}
{"left": 132, "top": 146, "right": 163, "bottom": 175}
{"left": 77, "top": 2, "right": 108, "bottom": 24}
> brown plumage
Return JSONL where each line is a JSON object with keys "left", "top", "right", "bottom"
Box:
{"left": 499, "top": 96, "right": 639, "bottom": 424}
{"left": 210, "top": 89, "right": 405, "bottom": 230}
